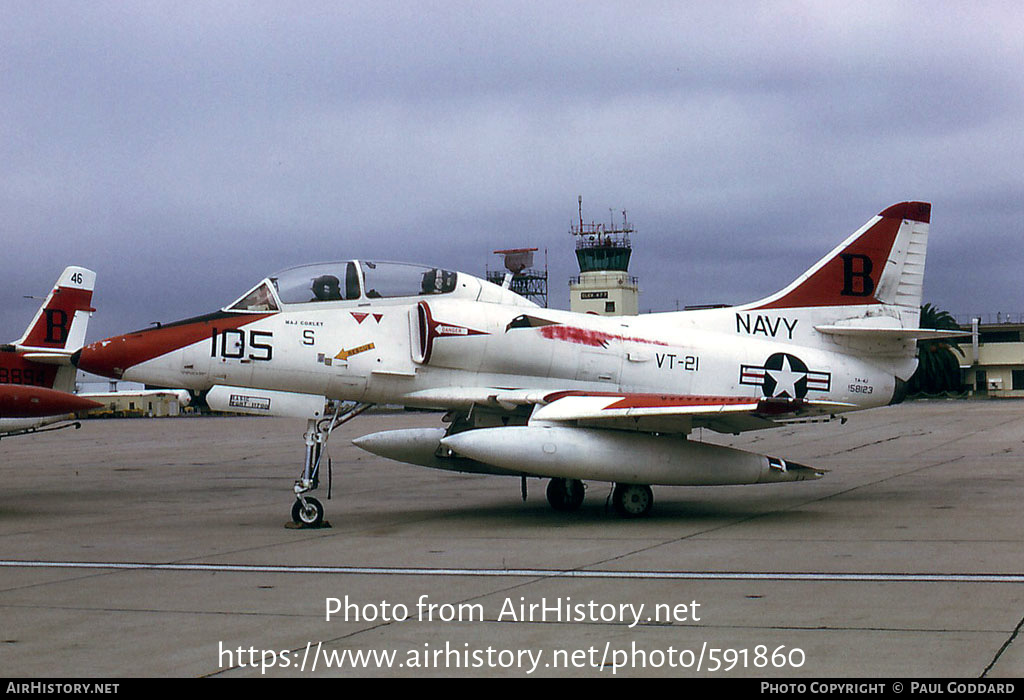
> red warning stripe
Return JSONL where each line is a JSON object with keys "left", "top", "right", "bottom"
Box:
{"left": 543, "top": 391, "right": 756, "bottom": 410}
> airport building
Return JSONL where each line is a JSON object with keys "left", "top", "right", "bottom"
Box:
{"left": 77, "top": 380, "right": 192, "bottom": 417}
{"left": 959, "top": 315, "right": 1024, "bottom": 398}
{"left": 93, "top": 390, "right": 189, "bottom": 417}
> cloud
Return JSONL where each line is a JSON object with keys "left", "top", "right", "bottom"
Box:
{"left": 2, "top": 2, "right": 1023, "bottom": 339}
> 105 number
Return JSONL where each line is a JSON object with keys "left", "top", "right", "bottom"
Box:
{"left": 210, "top": 328, "right": 273, "bottom": 361}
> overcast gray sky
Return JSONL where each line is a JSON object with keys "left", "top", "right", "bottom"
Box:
{"left": 3, "top": 1, "right": 1022, "bottom": 342}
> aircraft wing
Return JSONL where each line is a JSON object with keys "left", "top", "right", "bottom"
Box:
{"left": 528, "top": 391, "right": 853, "bottom": 435}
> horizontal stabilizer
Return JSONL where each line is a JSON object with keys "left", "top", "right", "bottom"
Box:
{"left": 815, "top": 325, "right": 970, "bottom": 340}
{"left": 19, "top": 351, "right": 77, "bottom": 365}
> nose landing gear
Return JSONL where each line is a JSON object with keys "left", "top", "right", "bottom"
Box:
{"left": 289, "top": 402, "right": 372, "bottom": 528}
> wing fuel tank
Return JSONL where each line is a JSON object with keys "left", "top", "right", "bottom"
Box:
{"left": 440, "top": 426, "right": 823, "bottom": 486}
{"left": 353, "top": 428, "right": 527, "bottom": 477}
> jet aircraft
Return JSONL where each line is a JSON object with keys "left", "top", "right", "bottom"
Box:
{"left": 1, "top": 267, "right": 103, "bottom": 439}
{"left": 75, "top": 202, "right": 953, "bottom": 523}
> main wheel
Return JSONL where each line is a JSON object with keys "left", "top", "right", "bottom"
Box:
{"left": 612, "top": 483, "right": 653, "bottom": 518}
{"left": 546, "top": 478, "right": 586, "bottom": 512}
{"left": 291, "top": 496, "right": 325, "bottom": 527}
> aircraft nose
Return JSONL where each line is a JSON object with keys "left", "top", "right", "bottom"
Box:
{"left": 73, "top": 338, "right": 129, "bottom": 379}
{"left": 73, "top": 310, "right": 273, "bottom": 382}
{"left": 0, "top": 385, "right": 103, "bottom": 418}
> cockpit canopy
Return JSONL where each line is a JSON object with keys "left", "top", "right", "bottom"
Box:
{"left": 228, "top": 261, "right": 459, "bottom": 311}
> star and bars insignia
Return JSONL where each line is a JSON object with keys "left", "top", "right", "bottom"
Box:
{"left": 740, "top": 352, "right": 831, "bottom": 399}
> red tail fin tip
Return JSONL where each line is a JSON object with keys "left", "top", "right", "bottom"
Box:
{"left": 880, "top": 201, "right": 930, "bottom": 224}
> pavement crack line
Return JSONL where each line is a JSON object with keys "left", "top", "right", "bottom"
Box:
{"left": 982, "top": 612, "right": 1024, "bottom": 678}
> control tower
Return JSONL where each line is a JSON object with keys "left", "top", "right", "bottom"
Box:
{"left": 569, "top": 197, "right": 639, "bottom": 315}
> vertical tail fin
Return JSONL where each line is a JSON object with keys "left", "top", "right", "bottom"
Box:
{"left": 748, "top": 202, "right": 930, "bottom": 314}
{"left": 14, "top": 267, "right": 97, "bottom": 352}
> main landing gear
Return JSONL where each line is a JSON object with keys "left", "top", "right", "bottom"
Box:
{"left": 546, "top": 478, "right": 586, "bottom": 511}
{"left": 290, "top": 402, "right": 372, "bottom": 528}
{"left": 611, "top": 483, "right": 654, "bottom": 518}
{"left": 543, "top": 478, "right": 654, "bottom": 517}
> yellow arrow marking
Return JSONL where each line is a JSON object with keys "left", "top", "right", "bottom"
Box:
{"left": 335, "top": 343, "right": 375, "bottom": 361}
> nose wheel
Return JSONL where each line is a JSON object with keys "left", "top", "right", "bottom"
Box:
{"left": 291, "top": 496, "right": 324, "bottom": 527}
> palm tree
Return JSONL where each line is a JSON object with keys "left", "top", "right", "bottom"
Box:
{"left": 907, "top": 303, "right": 965, "bottom": 395}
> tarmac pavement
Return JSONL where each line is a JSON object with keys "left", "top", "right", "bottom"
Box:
{"left": 0, "top": 400, "right": 1022, "bottom": 677}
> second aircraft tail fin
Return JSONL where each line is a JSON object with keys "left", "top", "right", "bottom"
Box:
{"left": 14, "top": 266, "right": 97, "bottom": 353}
